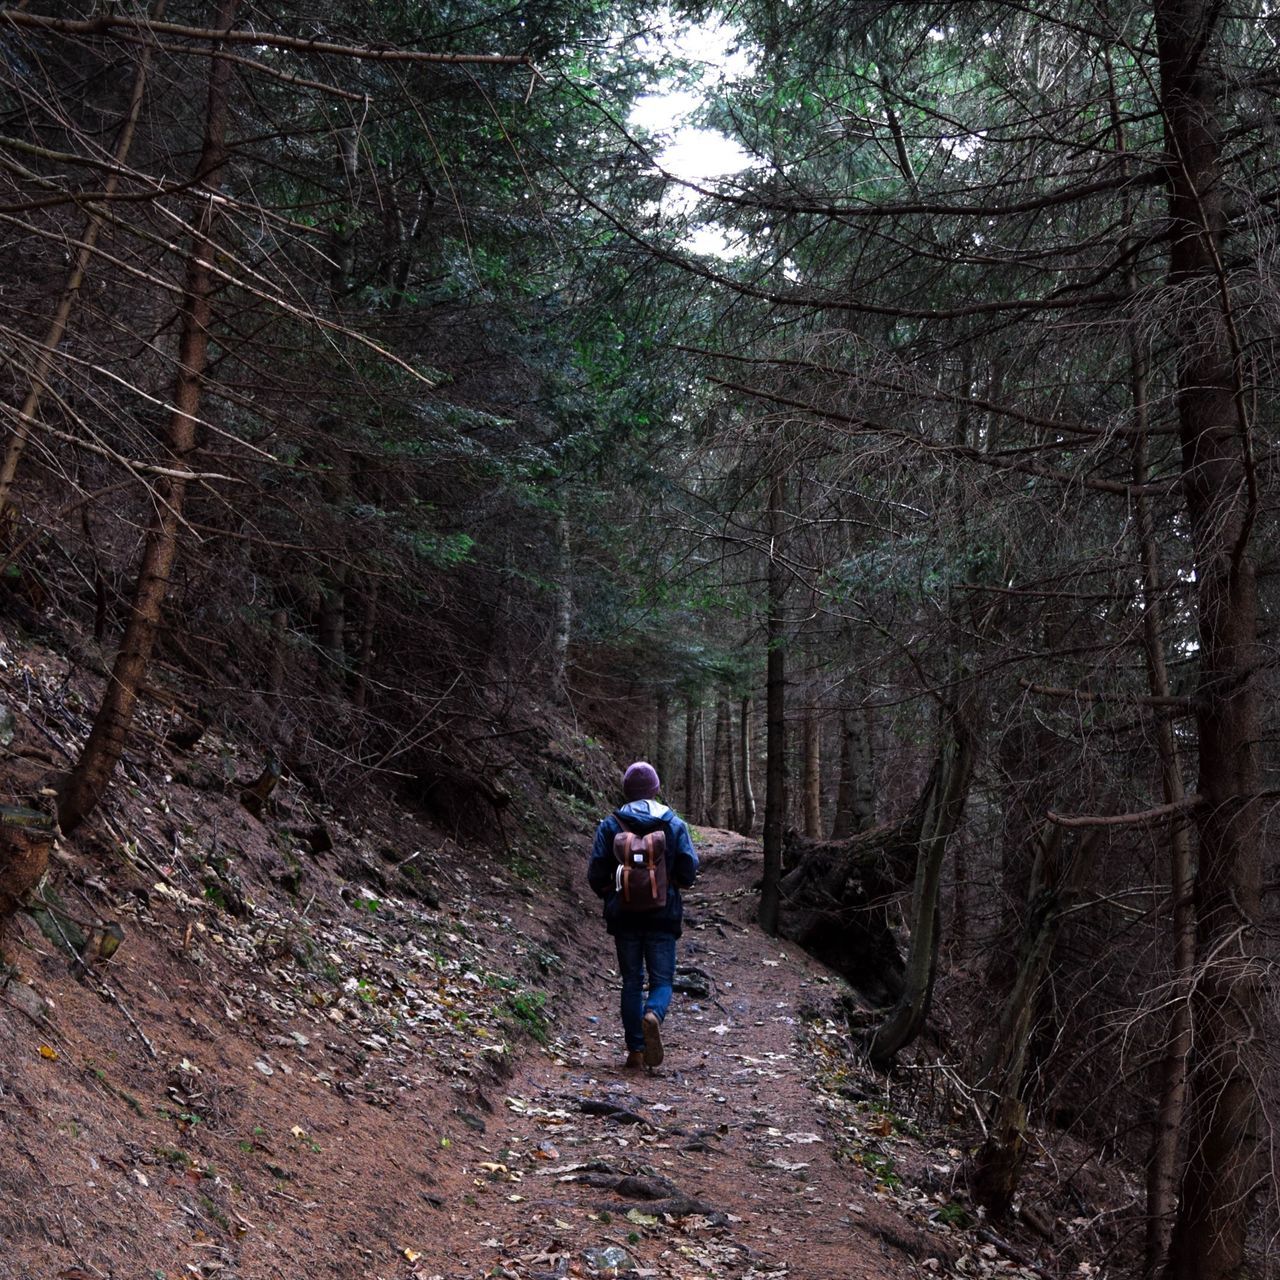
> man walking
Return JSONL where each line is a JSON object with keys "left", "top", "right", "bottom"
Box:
{"left": 588, "top": 762, "right": 699, "bottom": 1068}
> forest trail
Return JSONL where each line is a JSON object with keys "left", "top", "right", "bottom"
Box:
{"left": 430, "top": 827, "right": 924, "bottom": 1280}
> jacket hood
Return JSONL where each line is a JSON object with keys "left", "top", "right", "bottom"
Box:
{"left": 619, "top": 799, "right": 672, "bottom": 822}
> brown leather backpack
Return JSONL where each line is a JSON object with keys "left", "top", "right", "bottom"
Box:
{"left": 612, "top": 817, "right": 669, "bottom": 911}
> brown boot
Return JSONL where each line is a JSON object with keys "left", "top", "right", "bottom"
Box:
{"left": 624, "top": 1050, "right": 645, "bottom": 1069}
{"left": 642, "top": 1011, "right": 664, "bottom": 1067}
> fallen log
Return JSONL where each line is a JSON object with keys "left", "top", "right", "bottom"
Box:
{"left": 777, "top": 722, "right": 977, "bottom": 1029}
{"left": 775, "top": 815, "right": 916, "bottom": 1006}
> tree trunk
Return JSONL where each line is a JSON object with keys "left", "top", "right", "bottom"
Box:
{"left": 1102, "top": 57, "right": 1198, "bottom": 1268}
{"left": 384, "top": 171, "right": 433, "bottom": 314}
{"left": 832, "top": 707, "right": 857, "bottom": 839}
{"left": 1128, "top": 286, "right": 1196, "bottom": 1280}
{"left": 952, "top": 822, "right": 968, "bottom": 961}
{"left": 854, "top": 706, "right": 875, "bottom": 830}
{"left": 832, "top": 704, "right": 875, "bottom": 838}
{"left": 550, "top": 513, "right": 572, "bottom": 704}
{"left": 738, "top": 695, "right": 756, "bottom": 836}
{"left": 970, "top": 827, "right": 1100, "bottom": 1216}
{"left": 0, "top": 0, "right": 164, "bottom": 512}
{"left": 1158, "top": 5, "right": 1266, "bottom": 1277}
{"left": 724, "top": 696, "right": 739, "bottom": 834}
{"left": 683, "top": 694, "right": 700, "bottom": 819}
{"left": 318, "top": 571, "right": 346, "bottom": 693}
{"left": 330, "top": 124, "right": 359, "bottom": 298}
{"left": 708, "top": 695, "right": 726, "bottom": 827}
{"left": 759, "top": 469, "right": 787, "bottom": 935}
{"left": 866, "top": 713, "right": 976, "bottom": 1070}
{"left": 698, "top": 705, "right": 708, "bottom": 819}
{"left": 801, "top": 699, "right": 821, "bottom": 838}
{"left": 57, "top": 0, "right": 240, "bottom": 833}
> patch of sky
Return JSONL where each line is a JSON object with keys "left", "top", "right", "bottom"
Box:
{"left": 625, "top": 9, "right": 754, "bottom": 257}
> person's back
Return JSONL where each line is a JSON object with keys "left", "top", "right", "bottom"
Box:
{"left": 588, "top": 763, "right": 698, "bottom": 1069}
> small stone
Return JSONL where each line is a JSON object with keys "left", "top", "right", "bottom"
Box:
{"left": 583, "top": 1244, "right": 634, "bottom": 1272}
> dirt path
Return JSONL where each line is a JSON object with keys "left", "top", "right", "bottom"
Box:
{"left": 431, "top": 829, "right": 914, "bottom": 1280}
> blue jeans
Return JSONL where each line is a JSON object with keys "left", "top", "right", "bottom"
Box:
{"left": 614, "top": 933, "right": 676, "bottom": 1052}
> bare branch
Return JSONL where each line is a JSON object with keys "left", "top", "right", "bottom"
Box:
{"left": 0, "top": 10, "right": 533, "bottom": 66}
{"left": 1046, "top": 796, "right": 1205, "bottom": 829}
{"left": 1018, "top": 677, "right": 1195, "bottom": 713}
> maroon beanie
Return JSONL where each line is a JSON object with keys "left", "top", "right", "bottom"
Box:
{"left": 622, "top": 761, "right": 660, "bottom": 801}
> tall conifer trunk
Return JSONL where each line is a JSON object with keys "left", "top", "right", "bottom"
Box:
{"left": 1156, "top": 4, "right": 1265, "bottom": 1276}
{"left": 59, "top": 1, "right": 240, "bottom": 832}
{"left": 708, "top": 695, "right": 726, "bottom": 827}
{"left": 683, "top": 694, "right": 700, "bottom": 820}
{"left": 550, "top": 514, "right": 572, "bottom": 704}
{"left": 832, "top": 707, "right": 858, "bottom": 840}
{"left": 1130, "top": 285, "right": 1195, "bottom": 1280}
{"left": 832, "top": 704, "right": 874, "bottom": 838}
{"left": 724, "top": 696, "right": 739, "bottom": 833}
{"left": 1105, "top": 56, "right": 1197, "bottom": 1267}
{"left": 801, "top": 697, "right": 821, "bottom": 838}
{"left": 738, "top": 695, "right": 756, "bottom": 836}
{"left": 760, "top": 468, "right": 787, "bottom": 934}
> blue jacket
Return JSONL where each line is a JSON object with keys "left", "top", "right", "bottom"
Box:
{"left": 588, "top": 799, "right": 699, "bottom": 937}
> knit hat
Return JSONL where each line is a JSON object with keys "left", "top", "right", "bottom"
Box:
{"left": 622, "top": 761, "right": 660, "bottom": 801}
